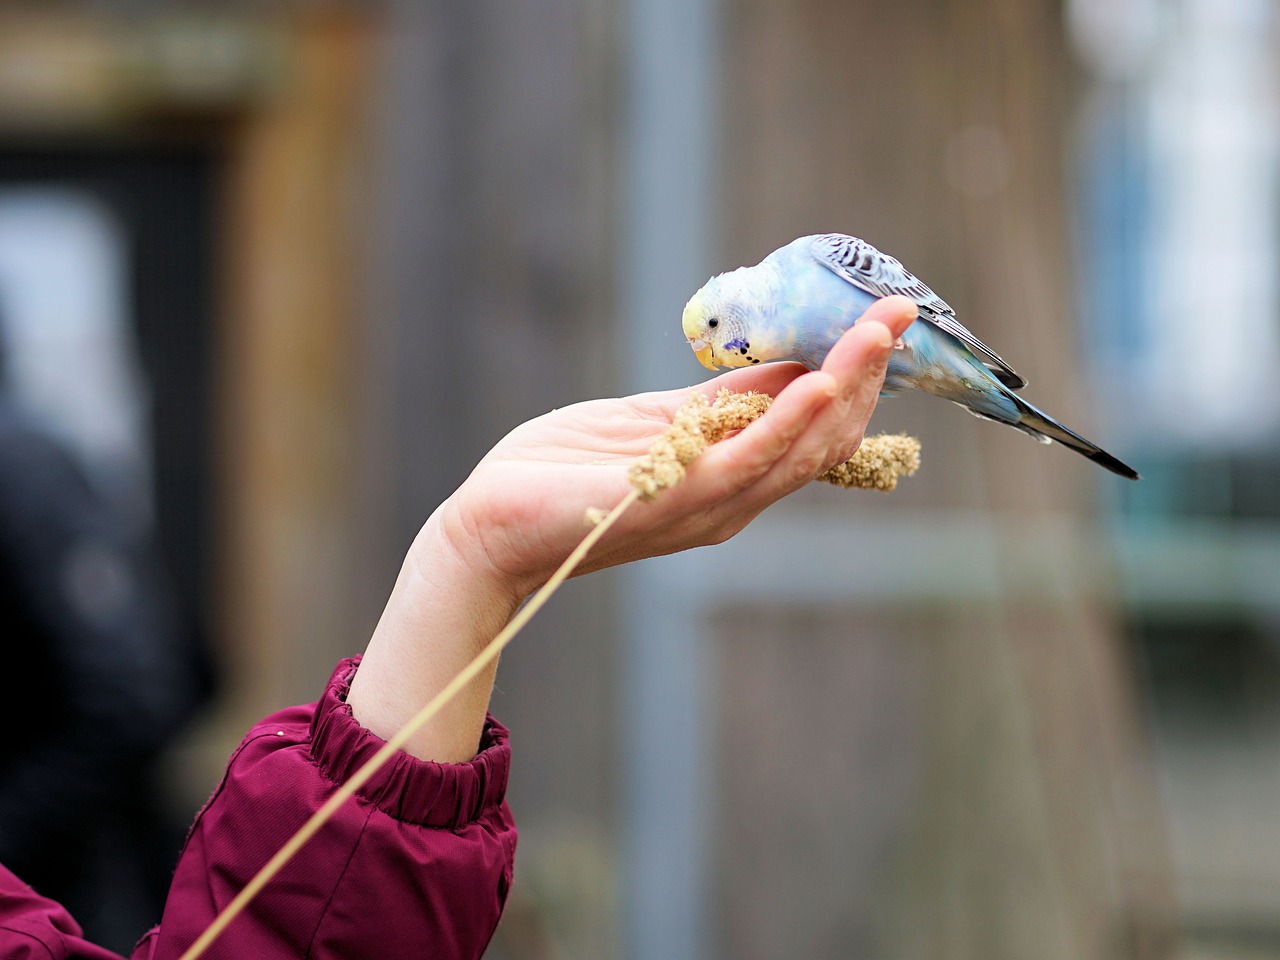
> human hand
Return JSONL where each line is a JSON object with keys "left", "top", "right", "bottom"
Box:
{"left": 434, "top": 295, "right": 919, "bottom": 603}
{"left": 350, "top": 296, "right": 917, "bottom": 761}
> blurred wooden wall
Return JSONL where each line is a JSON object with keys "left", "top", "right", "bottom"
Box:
{"left": 0, "top": 3, "right": 1181, "bottom": 958}
{"left": 214, "top": 2, "right": 1180, "bottom": 957}
{"left": 709, "top": 0, "right": 1179, "bottom": 958}
{"left": 215, "top": 5, "right": 626, "bottom": 951}
{"left": 350, "top": 4, "right": 622, "bottom": 957}
{"left": 217, "top": 9, "right": 376, "bottom": 740}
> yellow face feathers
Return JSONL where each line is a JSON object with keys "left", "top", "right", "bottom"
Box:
{"left": 682, "top": 288, "right": 719, "bottom": 370}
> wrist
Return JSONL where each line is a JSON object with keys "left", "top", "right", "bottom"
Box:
{"left": 347, "top": 503, "right": 524, "bottom": 763}
{"left": 425, "top": 496, "right": 531, "bottom": 611}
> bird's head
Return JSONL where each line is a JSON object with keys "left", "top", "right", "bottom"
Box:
{"left": 681, "top": 271, "right": 763, "bottom": 371}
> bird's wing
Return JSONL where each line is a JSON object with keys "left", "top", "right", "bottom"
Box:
{"left": 807, "top": 233, "right": 1028, "bottom": 390}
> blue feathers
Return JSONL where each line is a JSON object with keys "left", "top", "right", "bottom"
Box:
{"left": 682, "top": 233, "right": 1139, "bottom": 479}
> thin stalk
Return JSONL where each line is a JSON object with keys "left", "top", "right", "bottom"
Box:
{"left": 179, "top": 488, "right": 642, "bottom": 960}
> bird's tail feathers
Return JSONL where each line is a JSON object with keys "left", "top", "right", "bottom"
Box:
{"left": 1007, "top": 393, "right": 1140, "bottom": 480}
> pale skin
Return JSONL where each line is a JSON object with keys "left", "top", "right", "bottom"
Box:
{"left": 346, "top": 296, "right": 919, "bottom": 762}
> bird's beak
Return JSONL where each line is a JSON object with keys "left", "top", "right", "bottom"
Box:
{"left": 689, "top": 338, "right": 717, "bottom": 371}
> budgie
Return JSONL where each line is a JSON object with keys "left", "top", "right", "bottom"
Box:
{"left": 681, "top": 233, "right": 1139, "bottom": 480}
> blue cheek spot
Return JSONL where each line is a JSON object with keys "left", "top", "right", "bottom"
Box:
{"left": 724, "top": 337, "right": 749, "bottom": 352}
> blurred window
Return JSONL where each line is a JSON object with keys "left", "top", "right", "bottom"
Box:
{"left": 1071, "top": 0, "right": 1280, "bottom": 951}
{"left": 1074, "top": 0, "right": 1280, "bottom": 452}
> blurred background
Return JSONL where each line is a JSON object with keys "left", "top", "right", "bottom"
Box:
{"left": 0, "top": 1, "right": 1275, "bottom": 958}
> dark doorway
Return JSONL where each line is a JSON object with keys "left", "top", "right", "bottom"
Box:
{"left": 0, "top": 140, "right": 220, "bottom": 691}
{"left": 0, "top": 138, "right": 222, "bottom": 951}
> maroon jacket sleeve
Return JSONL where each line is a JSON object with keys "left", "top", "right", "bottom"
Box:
{"left": 135, "top": 657, "right": 517, "bottom": 960}
{"left": 0, "top": 864, "right": 127, "bottom": 960}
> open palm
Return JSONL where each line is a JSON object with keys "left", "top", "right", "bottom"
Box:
{"left": 437, "top": 296, "right": 918, "bottom": 600}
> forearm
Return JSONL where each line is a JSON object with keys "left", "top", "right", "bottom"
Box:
{"left": 346, "top": 503, "right": 524, "bottom": 763}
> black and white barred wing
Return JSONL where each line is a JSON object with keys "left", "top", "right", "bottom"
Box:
{"left": 807, "top": 233, "right": 1028, "bottom": 390}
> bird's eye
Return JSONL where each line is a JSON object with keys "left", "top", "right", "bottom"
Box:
{"left": 708, "top": 317, "right": 719, "bottom": 328}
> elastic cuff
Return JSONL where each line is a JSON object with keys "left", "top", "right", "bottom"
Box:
{"left": 310, "top": 657, "right": 510, "bottom": 828}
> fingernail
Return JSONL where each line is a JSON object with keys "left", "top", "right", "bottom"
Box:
{"left": 865, "top": 320, "right": 894, "bottom": 350}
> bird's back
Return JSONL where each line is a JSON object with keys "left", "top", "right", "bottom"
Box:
{"left": 762, "top": 241, "right": 881, "bottom": 369}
